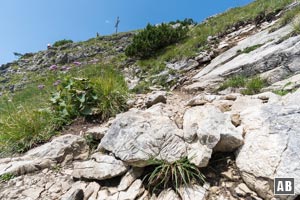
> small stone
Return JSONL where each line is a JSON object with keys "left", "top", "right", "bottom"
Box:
{"left": 61, "top": 181, "right": 72, "bottom": 193}
{"left": 209, "top": 186, "right": 219, "bottom": 194}
{"left": 231, "top": 113, "right": 241, "bottom": 127}
{"left": 235, "top": 183, "right": 256, "bottom": 196}
{"left": 83, "top": 182, "right": 100, "bottom": 200}
{"left": 145, "top": 91, "right": 167, "bottom": 108}
{"left": 22, "top": 187, "right": 45, "bottom": 200}
{"left": 49, "top": 184, "right": 61, "bottom": 193}
{"left": 66, "top": 189, "right": 84, "bottom": 200}
{"left": 16, "top": 180, "right": 23, "bottom": 187}
{"left": 97, "top": 189, "right": 109, "bottom": 200}
{"left": 118, "top": 168, "right": 144, "bottom": 191}
{"left": 45, "top": 182, "right": 54, "bottom": 190}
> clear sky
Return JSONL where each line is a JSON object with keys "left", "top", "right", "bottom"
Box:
{"left": 0, "top": 0, "right": 253, "bottom": 65}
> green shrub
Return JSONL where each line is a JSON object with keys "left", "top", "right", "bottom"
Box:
{"left": 125, "top": 23, "right": 188, "bottom": 59}
{"left": 169, "top": 18, "right": 197, "bottom": 26}
{"left": 144, "top": 157, "right": 205, "bottom": 194}
{"left": 50, "top": 67, "right": 128, "bottom": 121}
{"left": 50, "top": 77, "right": 99, "bottom": 118}
{"left": 242, "top": 77, "right": 267, "bottom": 95}
{"left": 53, "top": 39, "right": 73, "bottom": 47}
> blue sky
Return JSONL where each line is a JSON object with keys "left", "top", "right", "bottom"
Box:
{"left": 0, "top": 0, "right": 253, "bottom": 65}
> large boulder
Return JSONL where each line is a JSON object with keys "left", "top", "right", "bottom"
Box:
{"left": 183, "top": 105, "right": 243, "bottom": 167}
{"left": 236, "top": 89, "right": 300, "bottom": 199}
{"left": 99, "top": 109, "right": 187, "bottom": 167}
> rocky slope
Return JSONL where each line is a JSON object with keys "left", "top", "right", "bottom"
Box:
{"left": 1, "top": 2, "right": 300, "bottom": 200}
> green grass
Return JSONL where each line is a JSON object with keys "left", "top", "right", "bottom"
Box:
{"left": 218, "top": 75, "right": 247, "bottom": 91}
{"left": 218, "top": 75, "right": 267, "bottom": 95}
{"left": 273, "top": 89, "right": 290, "bottom": 96}
{"left": 0, "top": 173, "right": 15, "bottom": 182}
{"left": 144, "top": 157, "right": 205, "bottom": 194}
{"left": 270, "top": 5, "right": 300, "bottom": 32}
{"left": 293, "top": 16, "right": 300, "bottom": 35}
{"left": 242, "top": 76, "right": 267, "bottom": 95}
{"left": 237, "top": 44, "right": 264, "bottom": 54}
{"left": 0, "top": 64, "right": 128, "bottom": 156}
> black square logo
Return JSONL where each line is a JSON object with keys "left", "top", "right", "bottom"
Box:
{"left": 274, "top": 178, "right": 295, "bottom": 195}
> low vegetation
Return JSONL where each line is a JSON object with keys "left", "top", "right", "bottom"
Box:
{"left": 0, "top": 64, "right": 128, "bottom": 156}
{"left": 0, "top": 173, "right": 15, "bottom": 182}
{"left": 53, "top": 39, "right": 73, "bottom": 47}
{"left": 237, "top": 44, "right": 264, "bottom": 54}
{"left": 218, "top": 75, "right": 267, "bottom": 95}
{"left": 242, "top": 76, "right": 267, "bottom": 95}
{"left": 218, "top": 75, "right": 247, "bottom": 91}
{"left": 144, "top": 157, "right": 206, "bottom": 194}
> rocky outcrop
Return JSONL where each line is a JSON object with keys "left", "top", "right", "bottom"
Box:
{"left": 99, "top": 108, "right": 187, "bottom": 167}
{"left": 184, "top": 24, "right": 300, "bottom": 93}
{"left": 236, "top": 89, "right": 300, "bottom": 199}
{"left": 183, "top": 105, "right": 243, "bottom": 167}
{"left": 0, "top": 134, "right": 88, "bottom": 177}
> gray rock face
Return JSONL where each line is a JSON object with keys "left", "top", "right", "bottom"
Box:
{"left": 72, "top": 154, "right": 128, "bottom": 180}
{"left": 236, "top": 89, "right": 300, "bottom": 199}
{"left": 99, "top": 109, "right": 187, "bottom": 167}
{"left": 0, "top": 134, "right": 89, "bottom": 176}
{"left": 183, "top": 105, "right": 243, "bottom": 167}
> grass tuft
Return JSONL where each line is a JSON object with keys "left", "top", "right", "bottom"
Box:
{"left": 0, "top": 173, "right": 15, "bottom": 182}
{"left": 218, "top": 75, "right": 247, "bottom": 91}
{"left": 241, "top": 76, "right": 267, "bottom": 95}
{"left": 144, "top": 157, "right": 205, "bottom": 194}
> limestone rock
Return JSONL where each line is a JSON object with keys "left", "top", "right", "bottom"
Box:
{"left": 0, "top": 134, "right": 89, "bottom": 177}
{"left": 236, "top": 88, "right": 300, "bottom": 199}
{"left": 185, "top": 94, "right": 219, "bottom": 107}
{"left": 108, "top": 179, "right": 144, "bottom": 200}
{"left": 118, "top": 168, "right": 144, "bottom": 191}
{"left": 22, "top": 187, "right": 45, "bottom": 200}
{"left": 84, "top": 182, "right": 100, "bottom": 200}
{"left": 72, "top": 154, "right": 128, "bottom": 180}
{"left": 86, "top": 126, "right": 108, "bottom": 140}
{"left": 178, "top": 185, "right": 206, "bottom": 200}
{"left": 166, "top": 59, "right": 198, "bottom": 72}
{"left": 99, "top": 109, "right": 187, "bottom": 167}
{"left": 66, "top": 189, "right": 84, "bottom": 200}
{"left": 183, "top": 105, "right": 243, "bottom": 166}
{"left": 157, "top": 189, "right": 180, "bottom": 200}
{"left": 145, "top": 91, "right": 167, "bottom": 108}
